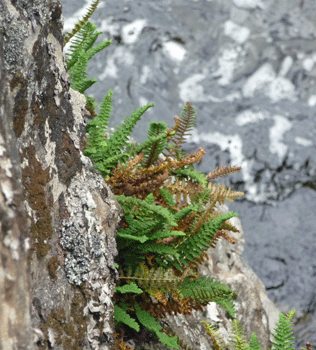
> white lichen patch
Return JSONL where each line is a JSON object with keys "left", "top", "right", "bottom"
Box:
{"left": 121, "top": 19, "right": 147, "bottom": 44}
{"left": 179, "top": 72, "right": 221, "bottom": 102}
{"left": 224, "top": 20, "right": 250, "bottom": 44}
{"left": 243, "top": 63, "right": 296, "bottom": 102}
{"left": 213, "top": 47, "right": 241, "bottom": 86}
{"left": 162, "top": 40, "right": 186, "bottom": 62}
{"left": 3, "top": 235, "right": 20, "bottom": 260}
{"left": 269, "top": 115, "right": 292, "bottom": 161}
{"left": 295, "top": 136, "right": 313, "bottom": 147}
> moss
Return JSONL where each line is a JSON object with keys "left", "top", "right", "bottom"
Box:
{"left": 40, "top": 289, "right": 88, "bottom": 350}
{"left": 47, "top": 256, "right": 60, "bottom": 280}
{"left": 21, "top": 146, "right": 53, "bottom": 259}
{"left": 10, "top": 73, "right": 28, "bottom": 137}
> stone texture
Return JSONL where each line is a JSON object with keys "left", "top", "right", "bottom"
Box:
{"left": 0, "top": 1, "right": 121, "bottom": 349}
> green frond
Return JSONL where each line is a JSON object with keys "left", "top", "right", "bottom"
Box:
{"left": 213, "top": 294, "right": 236, "bottom": 319}
{"left": 271, "top": 312, "right": 296, "bottom": 350}
{"left": 134, "top": 303, "right": 179, "bottom": 349}
{"left": 175, "top": 211, "right": 239, "bottom": 267}
{"left": 116, "top": 194, "right": 177, "bottom": 226}
{"left": 143, "top": 121, "right": 169, "bottom": 167}
{"left": 64, "top": 0, "right": 101, "bottom": 45}
{"left": 115, "top": 282, "right": 143, "bottom": 295}
{"left": 201, "top": 321, "right": 228, "bottom": 350}
{"left": 159, "top": 188, "right": 176, "bottom": 207}
{"left": 179, "top": 276, "right": 236, "bottom": 317}
{"left": 230, "top": 319, "right": 249, "bottom": 350}
{"left": 66, "top": 22, "right": 111, "bottom": 94}
{"left": 114, "top": 305, "right": 140, "bottom": 332}
{"left": 173, "top": 206, "right": 198, "bottom": 222}
{"left": 249, "top": 333, "right": 262, "bottom": 350}
{"left": 174, "top": 168, "right": 208, "bottom": 188}
{"left": 85, "top": 90, "right": 113, "bottom": 161}
{"left": 103, "top": 103, "right": 154, "bottom": 160}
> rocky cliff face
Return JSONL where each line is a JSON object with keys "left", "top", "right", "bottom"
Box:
{"left": 123, "top": 205, "right": 280, "bottom": 350}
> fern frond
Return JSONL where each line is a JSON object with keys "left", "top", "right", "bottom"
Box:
{"left": 115, "top": 282, "right": 143, "bottom": 295}
{"left": 116, "top": 194, "right": 177, "bottom": 226}
{"left": 201, "top": 320, "right": 228, "bottom": 350}
{"left": 218, "top": 221, "right": 240, "bottom": 233}
{"left": 174, "top": 168, "right": 208, "bottom": 188}
{"left": 84, "top": 90, "right": 113, "bottom": 161}
{"left": 143, "top": 121, "right": 168, "bottom": 167}
{"left": 120, "top": 264, "right": 184, "bottom": 294}
{"left": 207, "top": 165, "right": 242, "bottom": 181}
{"left": 178, "top": 276, "right": 236, "bottom": 317}
{"left": 114, "top": 305, "right": 140, "bottom": 332}
{"left": 271, "top": 311, "right": 296, "bottom": 350}
{"left": 134, "top": 303, "right": 180, "bottom": 349}
{"left": 249, "top": 333, "right": 262, "bottom": 350}
{"left": 166, "top": 102, "right": 197, "bottom": 157}
{"left": 208, "top": 182, "right": 244, "bottom": 207}
{"left": 104, "top": 103, "right": 154, "bottom": 160}
{"left": 175, "top": 211, "right": 239, "bottom": 268}
{"left": 64, "top": 0, "right": 100, "bottom": 45}
{"left": 230, "top": 319, "right": 249, "bottom": 350}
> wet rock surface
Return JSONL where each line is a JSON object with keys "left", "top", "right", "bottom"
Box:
{"left": 62, "top": 0, "right": 316, "bottom": 347}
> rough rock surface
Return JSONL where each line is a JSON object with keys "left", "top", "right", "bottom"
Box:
{"left": 126, "top": 205, "right": 280, "bottom": 350}
{"left": 1, "top": 1, "right": 121, "bottom": 349}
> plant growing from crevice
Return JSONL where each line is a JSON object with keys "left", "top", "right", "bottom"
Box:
{"left": 64, "top": 4, "right": 311, "bottom": 350}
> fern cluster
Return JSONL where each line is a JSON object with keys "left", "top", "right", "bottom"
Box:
{"left": 64, "top": 5, "right": 310, "bottom": 350}
{"left": 201, "top": 310, "right": 297, "bottom": 350}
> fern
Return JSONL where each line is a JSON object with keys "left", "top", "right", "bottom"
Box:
{"left": 270, "top": 311, "right": 296, "bottom": 350}
{"left": 230, "top": 319, "right": 249, "bottom": 350}
{"left": 143, "top": 121, "right": 169, "bottom": 167}
{"left": 65, "top": 4, "right": 249, "bottom": 349}
{"left": 249, "top": 333, "right": 262, "bottom": 350}
{"left": 64, "top": 0, "right": 101, "bottom": 45}
{"left": 165, "top": 102, "right": 197, "bottom": 158}
{"left": 134, "top": 303, "right": 179, "bottom": 349}
{"left": 66, "top": 22, "right": 111, "bottom": 93}
{"left": 201, "top": 320, "right": 227, "bottom": 350}
{"left": 114, "top": 305, "right": 140, "bottom": 332}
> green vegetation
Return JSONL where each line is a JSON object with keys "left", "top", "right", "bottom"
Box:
{"left": 64, "top": 3, "right": 310, "bottom": 350}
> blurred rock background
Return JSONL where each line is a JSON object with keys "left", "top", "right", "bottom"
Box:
{"left": 62, "top": 1, "right": 316, "bottom": 348}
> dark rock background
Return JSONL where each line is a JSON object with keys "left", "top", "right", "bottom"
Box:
{"left": 62, "top": 0, "right": 316, "bottom": 348}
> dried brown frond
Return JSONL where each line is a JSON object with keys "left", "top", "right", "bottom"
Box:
{"left": 208, "top": 183, "right": 244, "bottom": 206}
{"left": 164, "top": 177, "right": 204, "bottom": 207}
{"left": 219, "top": 221, "right": 240, "bottom": 233}
{"left": 115, "top": 329, "right": 135, "bottom": 350}
{"left": 214, "top": 230, "right": 236, "bottom": 244}
{"left": 207, "top": 165, "right": 242, "bottom": 181}
{"left": 148, "top": 289, "right": 169, "bottom": 305}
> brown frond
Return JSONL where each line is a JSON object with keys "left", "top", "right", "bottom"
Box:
{"left": 219, "top": 221, "right": 240, "bottom": 233}
{"left": 148, "top": 289, "right": 169, "bottom": 305}
{"left": 207, "top": 165, "right": 242, "bottom": 181}
{"left": 208, "top": 183, "right": 244, "bottom": 206}
{"left": 164, "top": 177, "right": 204, "bottom": 207}
{"left": 115, "top": 329, "right": 135, "bottom": 350}
{"left": 170, "top": 102, "right": 196, "bottom": 153}
{"left": 214, "top": 229, "right": 236, "bottom": 244}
